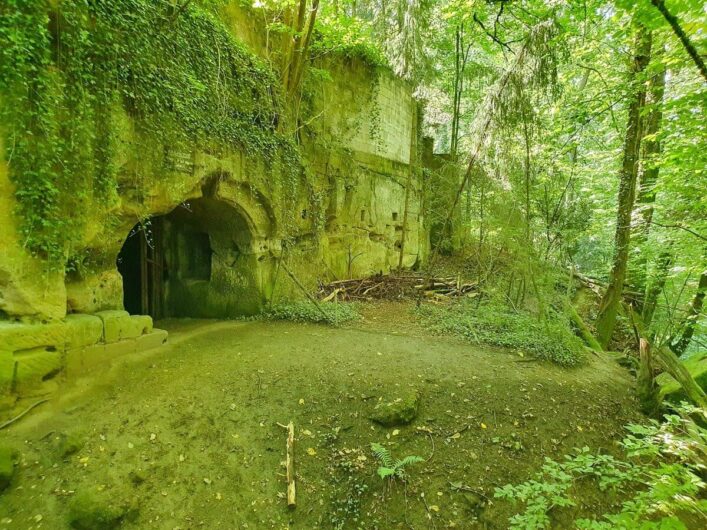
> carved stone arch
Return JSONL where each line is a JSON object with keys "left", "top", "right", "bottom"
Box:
{"left": 199, "top": 171, "right": 277, "bottom": 241}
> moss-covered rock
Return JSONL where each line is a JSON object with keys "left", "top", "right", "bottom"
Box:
{"left": 56, "top": 432, "right": 85, "bottom": 459}
{"left": 67, "top": 490, "right": 136, "bottom": 530}
{"left": 369, "top": 389, "right": 420, "bottom": 426}
{"left": 0, "top": 446, "right": 15, "bottom": 492}
{"left": 657, "top": 352, "right": 707, "bottom": 405}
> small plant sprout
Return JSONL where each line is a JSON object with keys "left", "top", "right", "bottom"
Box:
{"left": 371, "top": 442, "right": 424, "bottom": 481}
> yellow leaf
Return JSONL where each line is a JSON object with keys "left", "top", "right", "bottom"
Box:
{"left": 392, "top": 429, "right": 400, "bottom": 436}
{"left": 430, "top": 505, "right": 440, "bottom": 512}
{"left": 306, "top": 447, "right": 317, "bottom": 456}
{"left": 480, "top": 423, "right": 487, "bottom": 429}
{"left": 298, "top": 399, "right": 305, "bottom": 405}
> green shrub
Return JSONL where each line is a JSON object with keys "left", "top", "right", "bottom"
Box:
{"left": 494, "top": 404, "right": 707, "bottom": 529}
{"left": 416, "top": 300, "right": 585, "bottom": 366}
{"left": 265, "top": 301, "right": 360, "bottom": 326}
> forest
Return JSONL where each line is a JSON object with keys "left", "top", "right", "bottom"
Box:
{"left": 0, "top": 0, "right": 705, "bottom": 529}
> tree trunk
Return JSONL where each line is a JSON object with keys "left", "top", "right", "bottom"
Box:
{"left": 629, "top": 305, "right": 707, "bottom": 409}
{"left": 595, "top": 26, "right": 652, "bottom": 348}
{"left": 637, "top": 338, "right": 659, "bottom": 415}
{"left": 670, "top": 270, "right": 707, "bottom": 355}
{"left": 398, "top": 104, "right": 419, "bottom": 269}
{"left": 629, "top": 52, "right": 665, "bottom": 305}
{"left": 642, "top": 249, "right": 673, "bottom": 326}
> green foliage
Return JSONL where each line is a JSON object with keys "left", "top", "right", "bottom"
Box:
{"left": 416, "top": 299, "right": 585, "bottom": 366}
{"left": 312, "top": 14, "right": 388, "bottom": 68}
{"left": 495, "top": 405, "right": 707, "bottom": 529}
{"left": 0, "top": 0, "right": 298, "bottom": 265}
{"left": 370, "top": 442, "right": 424, "bottom": 481}
{"left": 265, "top": 301, "right": 360, "bottom": 325}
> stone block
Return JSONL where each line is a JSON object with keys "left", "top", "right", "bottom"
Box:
{"left": 135, "top": 329, "right": 168, "bottom": 351}
{"left": 95, "top": 310, "right": 132, "bottom": 343}
{"left": 0, "top": 320, "right": 66, "bottom": 352}
{"left": 66, "top": 270, "right": 124, "bottom": 314}
{"left": 122, "top": 315, "right": 153, "bottom": 340}
{"left": 13, "top": 347, "right": 62, "bottom": 393}
{"left": 66, "top": 340, "right": 138, "bottom": 377}
{"left": 64, "top": 314, "right": 104, "bottom": 349}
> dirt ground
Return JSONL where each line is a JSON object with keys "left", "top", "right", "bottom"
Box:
{"left": 0, "top": 301, "right": 643, "bottom": 529}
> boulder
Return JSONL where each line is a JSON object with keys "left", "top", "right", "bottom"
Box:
{"left": 67, "top": 490, "right": 136, "bottom": 530}
{"left": 369, "top": 389, "right": 420, "bottom": 427}
{"left": 56, "top": 432, "right": 85, "bottom": 459}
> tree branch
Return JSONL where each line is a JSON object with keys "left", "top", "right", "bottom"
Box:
{"left": 652, "top": 221, "right": 707, "bottom": 242}
{"left": 651, "top": 0, "right": 707, "bottom": 82}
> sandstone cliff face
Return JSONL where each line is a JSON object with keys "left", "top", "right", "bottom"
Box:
{"left": 0, "top": 2, "right": 426, "bottom": 400}
{"left": 0, "top": 3, "right": 425, "bottom": 323}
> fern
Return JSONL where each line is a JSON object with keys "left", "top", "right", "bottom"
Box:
{"left": 371, "top": 443, "right": 423, "bottom": 480}
{"left": 371, "top": 443, "right": 394, "bottom": 467}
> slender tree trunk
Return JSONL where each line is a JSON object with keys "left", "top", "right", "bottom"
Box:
{"left": 451, "top": 25, "right": 461, "bottom": 160}
{"left": 596, "top": 26, "right": 652, "bottom": 348}
{"left": 642, "top": 249, "right": 673, "bottom": 326}
{"left": 522, "top": 112, "right": 532, "bottom": 240}
{"left": 630, "top": 54, "right": 666, "bottom": 305}
{"left": 670, "top": 270, "right": 707, "bottom": 355}
{"left": 398, "top": 104, "right": 419, "bottom": 269}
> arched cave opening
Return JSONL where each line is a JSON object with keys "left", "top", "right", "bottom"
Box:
{"left": 116, "top": 197, "right": 257, "bottom": 319}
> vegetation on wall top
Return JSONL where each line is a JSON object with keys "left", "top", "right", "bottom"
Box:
{"left": 0, "top": 0, "right": 298, "bottom": 265}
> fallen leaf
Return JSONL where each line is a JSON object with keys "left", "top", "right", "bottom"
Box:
{"left": 306, "top": 447, "right": 317, "bottom": 456}
{"left": 480, "top": 423, "right": 487, "bottom": 429}
{"left": 430, "top": 505, "right": 440, "bottom": 512}
{"left": 298, "top": 399, "right": 305, "bottom": 405}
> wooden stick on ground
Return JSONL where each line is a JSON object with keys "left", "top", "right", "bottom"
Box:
{"left": 277, "top": 421, "right": 296, "bottom": 509}
{"left": 0, "top": 399, "right": 49, "bottom": 430}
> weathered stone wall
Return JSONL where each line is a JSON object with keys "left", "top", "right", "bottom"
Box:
{"left": 0, "top": 3, "right": 427, "bottom": 404}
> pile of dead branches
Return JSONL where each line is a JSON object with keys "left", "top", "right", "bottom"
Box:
{"left": 318, "top": 272, "right": 478, "bottom": 302}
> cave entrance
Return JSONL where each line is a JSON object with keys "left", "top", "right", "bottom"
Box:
{"left": 117, "top": 197, "right": 257, "bottom": 319}
{"left": 117, "top": 219, "right": 166, "bottom": 318}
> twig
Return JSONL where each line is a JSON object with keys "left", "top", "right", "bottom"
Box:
{"left": 448, "top": 481, "right": 490, "bottom": 501}
{"left": 0, "top": 399, "right": 49, "bottom": 430}
{"left": 651, "top": 221, "right": 707, "bottom": 242}
{"left": 277, "top": 421, "right": 296, "bottom": 509}
{"left": 420, "top": 492, "right": 438, "bottom": 530}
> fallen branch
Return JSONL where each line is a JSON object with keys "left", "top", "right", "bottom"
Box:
{"left": 627, "top": 304, "right": 706, "bottom": 409}
{"left": 319, "top": 272, "right": 478, "bottom": 301}
{"left": 280, "top": 259, "right": 330, "bottom": 322}
{"left": 0, "top": 399, "right": 49, "bottom": 430}
{"left": 277, "top": 421, "right": 296, "bottom": 509}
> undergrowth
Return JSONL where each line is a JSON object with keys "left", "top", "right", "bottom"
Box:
{"left": 416, "top": 299, "right": 585, "bottom": 366}
{"left": 495, "top": 404, "right": 707, "bottom": 529}
{"left": 265, "top": 301, "right": 360, "bottom": 326}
